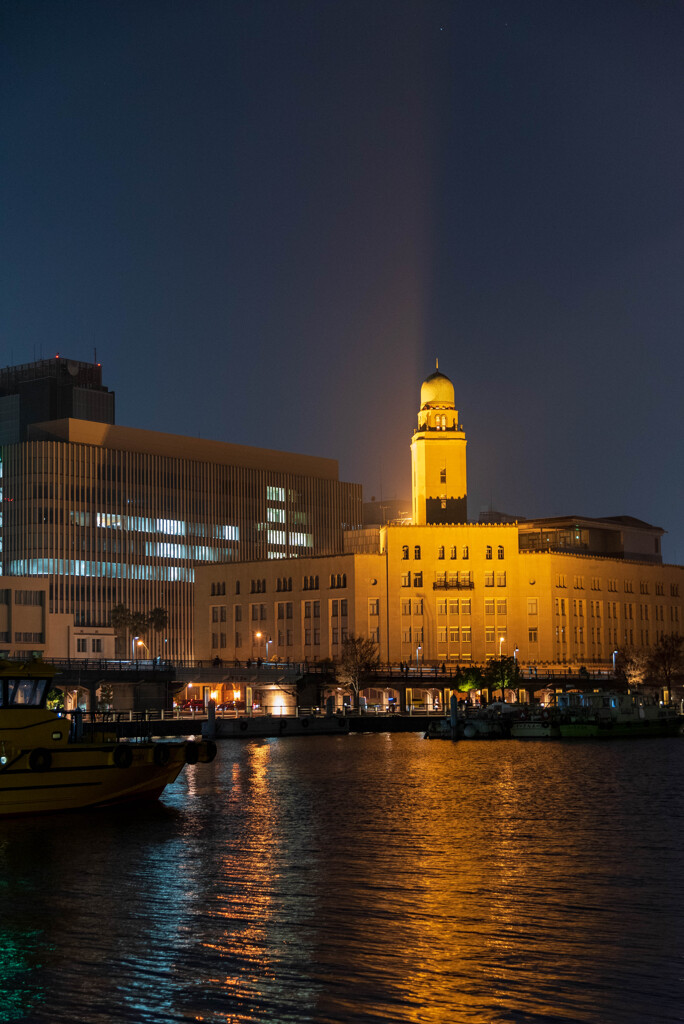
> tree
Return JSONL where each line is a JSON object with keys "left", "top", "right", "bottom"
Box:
{"left": 615, "top": 646, "right": 648, "bottom": 689}
{"left": 454, "top": 665, "right": 484, "bottom": 694}
{"left": 148, "top": 607, "right": 169, "bottom": 657}
{"left": 646, "top": 633, "right": 684, "bottom": 699}
{"left": 484, "top": 656, "right": 522, "bottom": 702}
{"left": 339, "top": 634, "right": 381, "bottom": 706}
{"left": 110, "top": 604, "right": 132, "bottom": 659}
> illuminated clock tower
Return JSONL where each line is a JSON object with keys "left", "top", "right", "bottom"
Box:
{"left": 410, "top": 364, "right": 467, "bottom": 525}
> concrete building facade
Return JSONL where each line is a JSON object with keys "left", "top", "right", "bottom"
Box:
{"left": 0, "top": 357, "right": 361, "bottom": 661}
{"left": 194, "top": 368, "right": 683, "bottom": 674}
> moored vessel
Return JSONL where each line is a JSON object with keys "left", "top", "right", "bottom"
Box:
{"left": 556, "top": 690, "right": 682, "bottom": 739}
{"left": 0, "top": 659, "right": 216, "bottom": 816}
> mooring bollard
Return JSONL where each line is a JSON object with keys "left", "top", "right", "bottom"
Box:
{"left": 206, "top": 699, "right": 216, "bottom": 740}
{"left": 450, "top": 694, "right": 458, "bottom": 740}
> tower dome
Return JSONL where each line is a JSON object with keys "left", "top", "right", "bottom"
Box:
{"left": 420, "top": 368, "right": 454, "bottom": 409}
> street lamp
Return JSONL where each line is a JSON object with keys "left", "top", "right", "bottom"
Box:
{"left": 499, "top": 636, "right": 505, "bottom": 658}
{"left": 416, "top": 645, "right": 422, "bottom": 673}
{"left": 266, "top": 636, "right": 272, "bottom": 662}
{"left": 132, "top": 635, "right": 139, "bottom": 660}
{"left": 612, "top": 649, "right": 618, "bottom": 675}
{"left": 137, "top": 639, "right": 150, "bottom": 659}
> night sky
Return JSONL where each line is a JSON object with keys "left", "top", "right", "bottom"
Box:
{"left": 3, "top": 1, "right": 683, "bottom": 560}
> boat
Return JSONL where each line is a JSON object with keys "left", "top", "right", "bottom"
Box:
{"left": 0, "top": 659, "right": 217, "bottom": 816}
{"left": 556, "top": 690, "right": 682, "bottom": 739}
{"left": 510, "top": 707, "right": 561, "bottom": 739}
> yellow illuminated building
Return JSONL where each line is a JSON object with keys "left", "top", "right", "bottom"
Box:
{"left": 195, "top": 369, "right": 683, "bottom": 673}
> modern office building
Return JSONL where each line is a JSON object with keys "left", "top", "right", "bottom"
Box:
{"left": 0, "top": 357, "right": 361, "bottom": 660}
{"left": 0, "top": 356, "right": 114, "bottom": 444}
{"left": 194, "top": 367, "right": 683, "bottom": 673}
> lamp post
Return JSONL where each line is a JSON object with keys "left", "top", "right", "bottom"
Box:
{"left": 416, "top": 644, "right": 422, "bottom": 675}
{"left": 137, "top": 639, "right": 150, "bottom": 659}
{"left": 612, "top": 649, "right": 618, "bottom": 675}
{"left": 499, "top": 636, "right": 505, "bottom": 658}
{"left": 266, "top": 637, "right": 272, "bottom": 662}
{"left": 132, "top": 635, "right": 138, "bottom": 661}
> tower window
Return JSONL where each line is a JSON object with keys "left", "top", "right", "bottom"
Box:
{"left": 439, "top": 468, "right": 446, "bottom": 483}
{"left": 486, "top": 546, "right": 492, "bottom": 560}
{"left": 498, "top": 546, "right": 504, "bottom": 560}
{"left": 450, "top": 546, "right": 457, "bottom": 559}
{"left": 414, "top": 545, "right": 421, "bottom": 560}
{"left": 438, "top": 546, "right": 445, "bottom": 560}
{"left": 462, "top": 547, "right": 469, "bottom": 559}
{"left": 402, "top": 545, "right": 409, "bottom": 560}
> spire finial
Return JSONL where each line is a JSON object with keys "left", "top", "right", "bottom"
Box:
{"left": 436, "top": 357, "right": 439, "bottom": 370}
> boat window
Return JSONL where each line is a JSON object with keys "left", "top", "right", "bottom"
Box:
{"left": 6, "top": 678, "right": 49, "bottom": 706}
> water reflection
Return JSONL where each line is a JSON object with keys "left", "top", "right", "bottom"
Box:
{"left": 1, "top": 735, "right": 683, "bottom": 1022}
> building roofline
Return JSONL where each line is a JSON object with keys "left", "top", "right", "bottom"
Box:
{"left": 26, "top": 418, "right": 342, "bottom": 480}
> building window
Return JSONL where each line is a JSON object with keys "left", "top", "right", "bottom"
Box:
{"left": 438, "top": 628, "right": 447, "bottom": 643}
{"left": 92, "top": 639, "right": 102, "bottom": 653}
{"left": 235, "top": 632, "right": 242, "bottom": 648}
{"left": 402, "top": 628, "right": 412, "bottom": 643}
{"left": 461, "top": 627, "right": 471, "bottom": 643}
{"left": 450, "top": 546, "right": 457, "bottom": 559}
{"left": 462, "top": 546, "right": 469, "bottom": 559}
{"left": 369, "top": 599, "right": 379, "bottom": 615}
{"left": 340, "top": 599, "right": 347, "bottom": 616}
{"left": 528, "top": 628, "right": 538, "bottom": 643}
{"left": 486, "top": 546, "right": 492, "bottom": 560}
{"left": 437, "top": 600, "right": 447, "bottom": 615}
{"left": 496, "top": 600, "right": 507, "bottom": 615}
{"left": 485, "top": 628, "right": 495, "bottom": 643}
{"left": 497, "top": 545, "right": 504, "bottom": 559}
{"left": 402, "top": 599, "right": 411, "bottom": 615}
{"left": 449, "top": 627, "right": 459, "bottom": 643}
{"left": 413, "top": 572, "right": 423, "bottom": 587}
{"left": 438, "top": 546, "right": 445, "bottom": 559}
{"left": 485, "top": 600, "right": 495, "bottom": 615}
{"left": 313, "top": 601, "right": 320, "bottom": 618}
{"left": 77, "top": 638, "right": 87, "bottom": 653}
{"left": 496, "top": 572, "right": 506, "bottom": 587}
{"left": 402, "top": 546, "right": 409, "bottom": 560}
{"left": 485, "top": 572, "right": 494, "bottom": 587}
{"left": 414, "top": 545, "right": 421, "bottom": 560}
{"left": 439, "top": 468, "right": 446, "bottom": 483}
{"left": 461, "top": 600, "right": 471, "bottom": 614}
{"left": 527, "top": 598, "right": 537, "bottom": 615}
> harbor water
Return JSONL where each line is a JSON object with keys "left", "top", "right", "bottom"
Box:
{"left": 2, "top": 732, "right": 683, "bottom": 1023}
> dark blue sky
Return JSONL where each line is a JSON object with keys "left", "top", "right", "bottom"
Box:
{"left": 3, "top": 1, "right": 683, "bottom": 560}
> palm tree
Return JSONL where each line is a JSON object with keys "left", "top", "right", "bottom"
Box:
{"left": 110, "top": 604, "right": 132, "bottom": 660}
{"left": 148, "top": 607, "right": 169, "bottom": 657}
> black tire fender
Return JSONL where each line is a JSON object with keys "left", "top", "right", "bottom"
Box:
{"left": 29, "top": 748, "right": 52, "bottom": 772}
{"left": 185, "top": 741, "right": 200, "bottom": 765}
{"left": 113, "top": 744, "right": 133, "bottom": 769}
